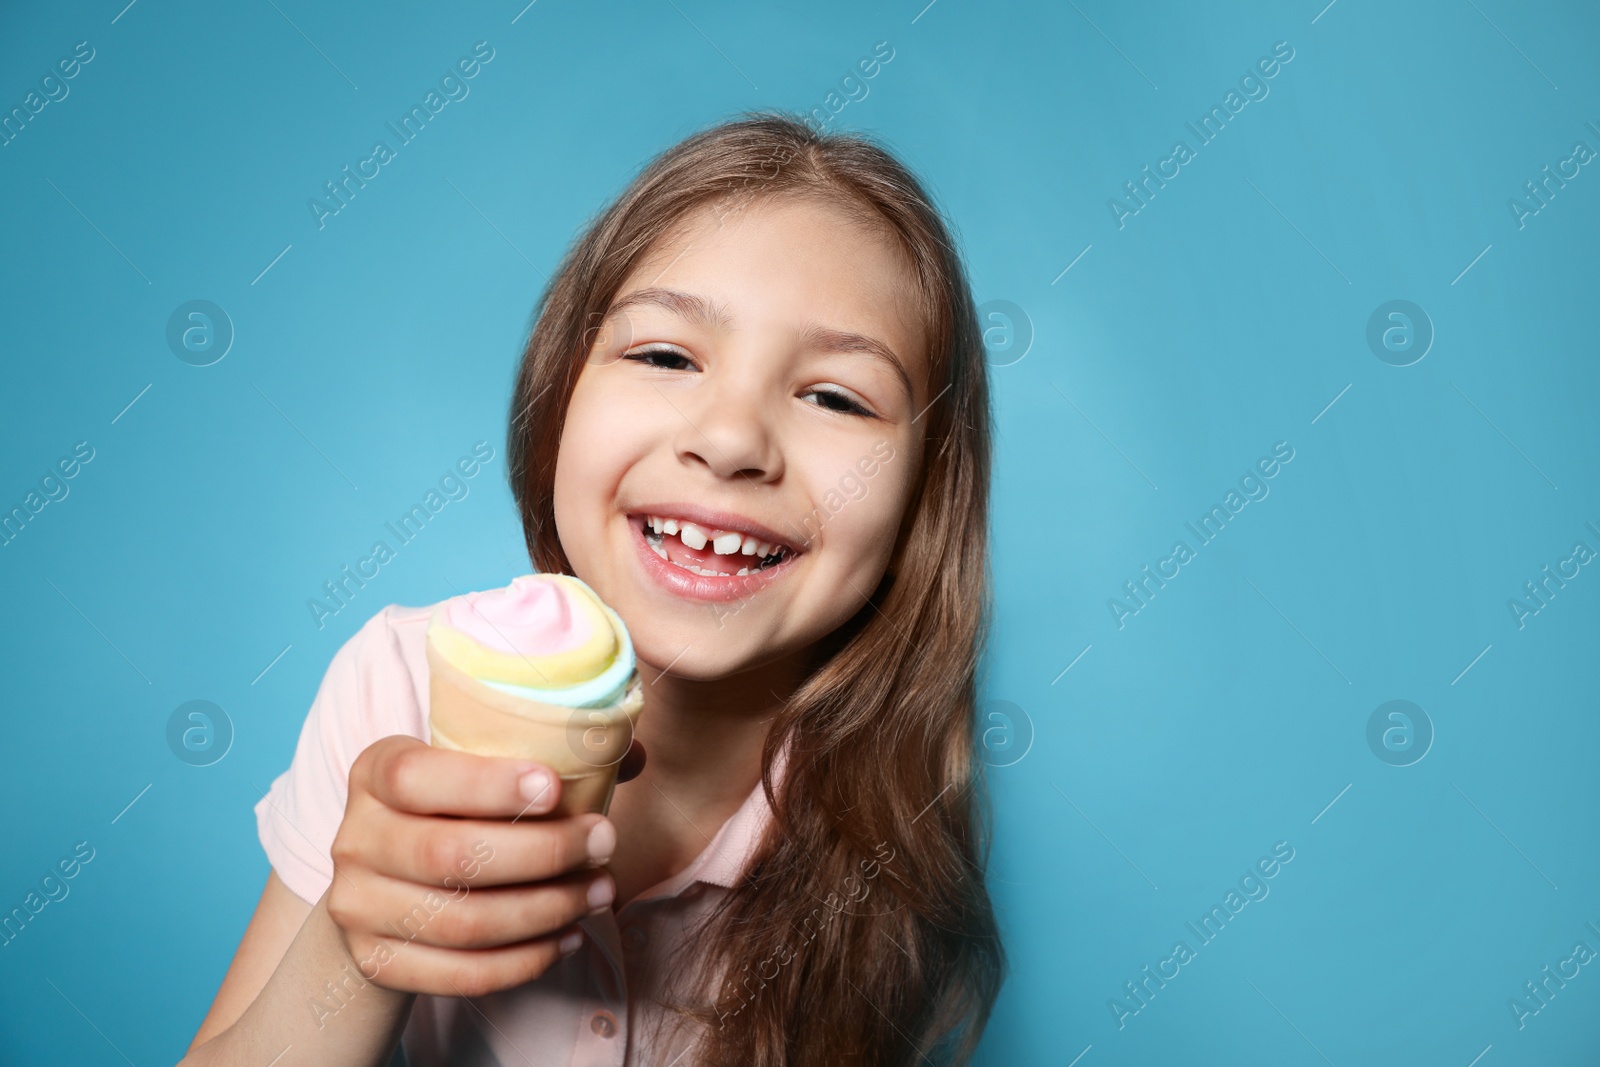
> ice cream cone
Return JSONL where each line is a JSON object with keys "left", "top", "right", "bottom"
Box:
{"left": 424, "top": 574, "right": 644, "bottom": 817}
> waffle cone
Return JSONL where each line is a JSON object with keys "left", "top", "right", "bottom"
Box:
{"left": 425, "top": 640, "right": 644, "bottom": 817}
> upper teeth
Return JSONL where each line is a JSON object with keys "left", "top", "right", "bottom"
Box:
{"left": 645, "top": 515, "right": 783, "bottom": 559}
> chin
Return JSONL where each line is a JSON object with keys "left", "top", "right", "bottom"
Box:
{"left": 632, "top": 627, "right": 795, "bottom": 683}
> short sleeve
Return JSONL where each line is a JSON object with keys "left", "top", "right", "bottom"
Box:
{"left": 253, "top": 603, "right": 433, "bottom": 905}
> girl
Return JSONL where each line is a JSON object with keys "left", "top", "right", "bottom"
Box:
{"left": 183, "top": 112, "right": 1003, "bottom": 1066}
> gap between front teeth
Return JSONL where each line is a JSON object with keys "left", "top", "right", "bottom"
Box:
{"left": 646, "top": 516, "right": 779, "bottom": 558}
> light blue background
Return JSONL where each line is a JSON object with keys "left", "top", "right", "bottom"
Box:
{"left": 2, "top": 0, "right": 1597, "bottom": 1063}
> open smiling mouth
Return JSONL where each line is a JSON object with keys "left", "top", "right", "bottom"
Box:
{"left": 634, "top": 513, "right": 798, "bottom": 579}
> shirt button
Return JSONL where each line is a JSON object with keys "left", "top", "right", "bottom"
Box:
{"left": 622, "top": 924, "right": 648, "bottom": 951}
{"left": 591, "top": 1010, "right": 617, "bottom": 1038}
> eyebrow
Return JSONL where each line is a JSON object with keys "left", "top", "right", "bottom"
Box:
{"left": 606, "top": 286, "right": 914, "bottom": 402}
{"left": 608, "top": 287, "right": 732, "bottom": 331}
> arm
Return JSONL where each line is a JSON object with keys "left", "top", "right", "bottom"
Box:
{"left": 184, "top": 883, "right": 416, "bottom": 1067}
{"left": 187, "top": 872, "right": 311, "bottom": 1051}
{"left": 181, "top": 738, "right": 613, "bottom": 1066}
{"left": 182, "top": 874, "right": 414, "bottom": 1066}
{"left": 185, "top": 870, "right": 419, "bottom": 1067}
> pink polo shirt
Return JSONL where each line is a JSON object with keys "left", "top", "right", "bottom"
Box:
{"left": 254, "top": 601, "right": 777, "bottom": 1066}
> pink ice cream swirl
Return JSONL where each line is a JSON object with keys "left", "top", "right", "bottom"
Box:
{"left": 443, "top": 575, "right": 594, "bottom": 656}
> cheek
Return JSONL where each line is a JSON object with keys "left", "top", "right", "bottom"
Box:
{"left": 552, "top": 374, "right": 630, "bottom": 555}
{"left": 810, "top": 451, "right": 914, "bottom": 581}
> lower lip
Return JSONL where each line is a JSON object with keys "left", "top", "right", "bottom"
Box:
{"left": 628, "top": 519, "right": 798, "bottom": 603}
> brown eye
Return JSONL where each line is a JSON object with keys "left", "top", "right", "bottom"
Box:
{"left": 805, "top": 387, "right": 875, "bottom": 418}
{"left": 623, "top": 346, "right": 696, "bottom": 371}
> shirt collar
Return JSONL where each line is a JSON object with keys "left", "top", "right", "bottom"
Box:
{"left": 639, "top": 734, "right": 791, "bottom": 898}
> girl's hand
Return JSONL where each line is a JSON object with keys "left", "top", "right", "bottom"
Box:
{"left": 325, "top": 735, "right": 617, "bottom": 998}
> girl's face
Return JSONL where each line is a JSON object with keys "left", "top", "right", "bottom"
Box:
{"left": 553, "top": 194, "right": 929, "bottom": 680}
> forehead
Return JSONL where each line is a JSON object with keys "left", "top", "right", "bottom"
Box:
{"left": 619, "top": 194, "right": 929, "bottom": 382}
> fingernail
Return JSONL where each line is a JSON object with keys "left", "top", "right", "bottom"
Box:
{"left": 586, "top": 818, "right": 616, "bottom": 863}
{"left": 587, "top": 874, "right": 615, "bottom": 911}
{"left": 559, "top": 928, "right": 585, "bottom": 956}
{"left": 519, "top": 770, "right": 554, "bottom": 809}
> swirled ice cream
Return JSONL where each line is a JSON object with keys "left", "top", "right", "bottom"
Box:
{"left": 425, "top": 574, "right": 644, "bottom": 815}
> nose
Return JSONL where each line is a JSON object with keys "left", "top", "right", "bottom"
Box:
{"left": 669, "top": 365, "right": 783, "bottom": 483}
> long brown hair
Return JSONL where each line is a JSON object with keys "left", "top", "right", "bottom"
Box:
{"left": 506, "top": 112, "right": 1004, "bottom": 1065}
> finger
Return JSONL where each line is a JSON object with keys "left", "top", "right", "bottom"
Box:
{"left": 616, "top": 738, "right": 646, "bottom": 784}
{"left": 352, "top": 923, "right": 589, "bottom": 999}
{"left": 334, "top": 866, "right": 614, "bottom": 951}
{"left": 335, "top": 801, "right": 616, "bottom": 888}
{"left": 355, "top": 735, "right": 564, "bottom": 818}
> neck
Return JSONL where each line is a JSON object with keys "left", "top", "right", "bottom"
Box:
{"left": 630, "top": 649, "right": 805, "bottom": 808}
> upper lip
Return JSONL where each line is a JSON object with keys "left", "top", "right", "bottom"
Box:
{"left": 628, "top": 503, "right": 805, "bottom": 555}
